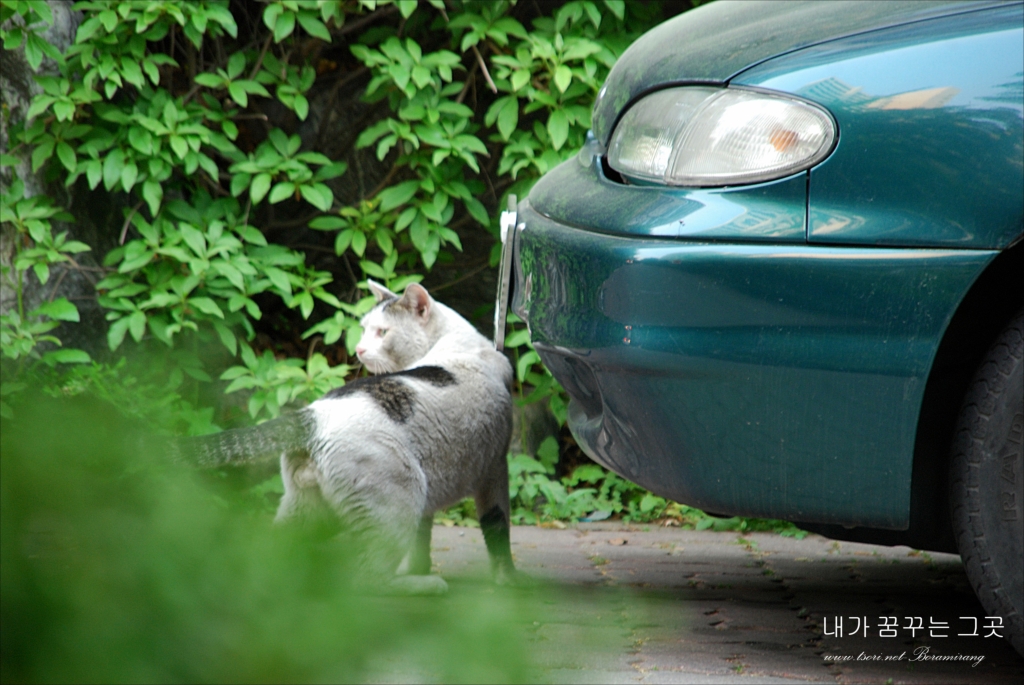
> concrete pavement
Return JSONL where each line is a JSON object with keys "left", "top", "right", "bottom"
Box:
{"left": 427, "top": 523, "right": 1023, "bottom": 684}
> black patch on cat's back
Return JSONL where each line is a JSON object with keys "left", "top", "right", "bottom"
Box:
{"left": 396, "top": 365, "right": 456, "bottom": 387}
{"left": 321, "top": 366, "right": 456, "bottom": 423}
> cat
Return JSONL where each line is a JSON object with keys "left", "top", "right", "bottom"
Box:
{"left": 184, "top": 280, "right": 516, "bottom": 594}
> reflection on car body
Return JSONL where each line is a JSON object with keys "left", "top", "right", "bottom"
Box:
{"left": 497, "top": 0, "right": 1024, "bottom": 655}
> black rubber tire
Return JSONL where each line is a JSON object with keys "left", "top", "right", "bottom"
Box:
{"left": 950, "top": 308, "right": 1023, "bottom": 656}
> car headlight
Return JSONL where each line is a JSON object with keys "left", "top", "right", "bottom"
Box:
{"left": 606, "top": 87, "right": 836, "bottom": 187}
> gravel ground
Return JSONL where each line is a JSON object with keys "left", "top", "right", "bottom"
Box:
{"left": 410, "top": 523, "right": 1024, "bottom": 684}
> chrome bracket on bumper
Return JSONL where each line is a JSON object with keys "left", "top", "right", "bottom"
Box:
{"left": 493, "top": 194, "right": 517, "bottom": 350}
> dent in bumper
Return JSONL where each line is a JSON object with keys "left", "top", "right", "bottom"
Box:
{"left": 514, "top": 202, "right": 995, "bottom": 528}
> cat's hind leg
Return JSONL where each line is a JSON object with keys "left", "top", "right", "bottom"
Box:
{"left": 320, "top": 462, "right": 446, "bottom": 595}
{"left": 275, "top": 451, "right": 336, "bottom": 535}
{"left": 474, "top": 459, "right": 517, "bottom": 585}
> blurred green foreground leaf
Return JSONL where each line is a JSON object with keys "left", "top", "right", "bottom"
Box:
{"left": 1, "top": 394, "right": 541, "bottom": 684}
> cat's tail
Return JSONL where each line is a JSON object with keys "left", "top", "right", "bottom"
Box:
{"left": 171, "top": 411, "right": 314, "bottom": 468}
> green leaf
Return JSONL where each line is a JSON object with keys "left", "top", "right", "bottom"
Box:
{"left": 409, "top": 215, "right": 428, "bottom": 252}
{"left": 228, "top": 81, "right": 248, "bottom": 107}
{"left": 121, "top": 160, "right": 138, "bottom": 192}
{"left": 238, "top": 80, "right": 271, "bottom": 97}
{"left": 465, "top": 197, "right": 489, "bottom": 226}
{"left": 314, "top": 161, "right": 347, "bottom": 181}
{"left": 41, "top": 348, "right": 91, "bottom": 365}
{"left": 299, "top": 183, "right": 333, "bottom": 211}
{"left": 99, "top": 9, "right": 118, "bottom": 32}
{"left": 102, "top": 148, "right": 125, "bottom": 190}
{"left": 511, "top": 69, "right": 531, "bottom": 92}
{"left": 250, "top": 173, "right": 272, "bottom": 204}
{"left": 264, "top": 267, "right": 293, "bottom": 296}
{"left": 206, "top": 3, "right": 238, "bottom": 37}
{"left": 517, "top": 349, "right": 540, "bottom": 382}
{"left": 34, "top": 298, "right": 80, "bottom": 322}
{"left": 397, "top": 0, "right": 418, "bottom": 19}
{"left": 169, "top": 135, "right": 188, "bottom": 159}
{"left": 213, "top": 321, "right": 237, "bottom": 354}
{"left": 142, "top": 59, "right": 160, "bottom": 85}
{"left": 142, "top": 179, "right": 162, "bottom": 215}
{"left": 189, "top": 297, "right": 224, "bottom": 318}
{"left": 31, "top": 137, "right": 55, "bottom": 172}
{"left": 395, "top": 207, "right": 417, "bottom": 232}
{"left": 26, "top": 95, "right": 56, "bottom": 120}
{"left": 53, "top": 100, "right": 82, "bottom": 126}
{"left": 504, "top": 328, "right": 531, "bottom": 348}
{"left": 230, "top": 225, "right": 264, "bottom": 247}
{"left": 603, "top": 0, "right": 625, "bottom": 21}
{"left": 350, "top": 231, "right": 366, "bottom": 257}
{"left": 56, "top": 141, "right": 77, "bottom": 171}
{"left": 360, "top": 259, "right": 386, "bottom": 278}
{"left": 497, "top": 96, "right": 518, "bottom": 141}
{"left": 86, "top": 160, "right": 102, "bottom": 189}
{"left": 2, "top": 26, "right": 25, "bottom": 51}
{"left": 297, "top": 12, "right": 331, "bottom": 41}
{"left": 24, "top": 32, "right": 44, "bottom": 70}
{"left": 293, "top": 94, "right": 309, "bottom": 120}
{"left": 375, "top": 229, "right": 393, "bottom": 255}
{"left": 295, "top": 291, "right": 314, "bottom": 319}
{"left": 120, "top": 59, "right": 145, "bottom": 88}
{"left": 227, "top": 51, "right": 247, "bottom": 79}
{"left": 268, "top": 182, "right": 294, "bottom": 204}
{"left": 388, "top": 63, "right": 410, "bottom": 92}
{"left": 107, "top": 316, "right": 131, "bottom": 350}
{"left": 308, "top": 215, "right": 346, "bottom": 230}
{"left": 263, "top": 2, "right": 282, "bottom": 30}
{"left": 194, "top": 73, "right": 224, "bottom": 88}
{"left": 179, "top": 223, "right": 207, "bottom": 256}
{"left": 377, "top": 180, "right": 419, "bottom": 211}
{"left": 411, "top": 65, "right": 431, "bottom": 90}
{"left": 60, "top": 240, "right": 91, "bottom": 254}
{"left": 548, "top": 109, "right": 569, "bottom": 150}
{"left": 334, "top": 229, "right": 353, "bottom": 255}
{"left": 554, "top": 65, "right": 572, "bottom": 93}
{"left": 128, "top": 127, "right": 154, "bottom": 154}
{"left": 32, "top": 262, "right": 50, "bottom": 285}
{"left": 273, "top": 10, "right": 296, "bottom": 42}
{"left": 129, "top": 310, "right": 147, "bottom": 342}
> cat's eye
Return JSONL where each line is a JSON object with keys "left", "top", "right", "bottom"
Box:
{"left": 377, "top": 328, "right": 388, "bottom": 338}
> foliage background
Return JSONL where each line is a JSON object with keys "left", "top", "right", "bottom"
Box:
{"left": 1, "top": 0, "right": 809, "bottom": 536}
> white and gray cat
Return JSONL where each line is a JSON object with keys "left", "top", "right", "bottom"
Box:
{"left": 186, "top": 280, "right": 516, "bottom": 594}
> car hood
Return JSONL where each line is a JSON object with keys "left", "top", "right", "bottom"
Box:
{"left": 591, "top": 0, "right": 1004, "bottom": 145}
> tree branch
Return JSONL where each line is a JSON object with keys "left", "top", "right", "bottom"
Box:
{"left": 248, "top": 34, "right": 273, "bottom": 81}
{"left": 119, "top": 201, "right": 144, "bottom": 245}
{"left": 471, "top": 45, "right": 498, "bottom": 93}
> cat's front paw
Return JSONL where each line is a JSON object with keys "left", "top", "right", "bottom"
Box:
{"left": 388, "top": 574, "right": 449, "bottom": 596}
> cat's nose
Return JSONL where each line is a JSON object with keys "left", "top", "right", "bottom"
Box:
{"left": 355, "top": 346, "right": 366, "bottom": 357}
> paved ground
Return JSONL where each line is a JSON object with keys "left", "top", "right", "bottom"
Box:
{"left": 426, "top": 523, "right": 1023, "bottom": 684}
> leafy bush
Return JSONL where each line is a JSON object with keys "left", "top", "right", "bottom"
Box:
{"left": 2, "top": 1, "right": 803, "bottom": 536}
{"left": 1, "top": 0, "right": 669, "bottom": 423}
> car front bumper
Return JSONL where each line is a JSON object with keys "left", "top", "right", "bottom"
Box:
{"left": 511, "top": 174, "right": 996, "bottom": 528}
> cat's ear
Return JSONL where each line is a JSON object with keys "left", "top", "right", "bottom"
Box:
{"left": 366, "top": 279, "right": 397, "bottom": 303}
{"left": 402, "top": 283, "right": 432, "bottom": 322}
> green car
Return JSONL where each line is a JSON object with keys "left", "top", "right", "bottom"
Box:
{"left": 496, "top": 0, "right": 1023, "bottom": 653}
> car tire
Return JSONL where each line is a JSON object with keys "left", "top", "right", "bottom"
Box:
{"left": 950, "top": 308, "right": 1023, "bottom": 656}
